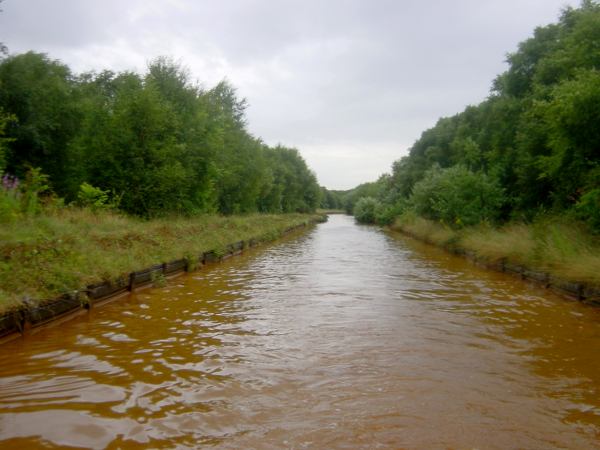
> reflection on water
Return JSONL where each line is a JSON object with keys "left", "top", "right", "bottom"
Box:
{"left": 1, "top": 214, "right": 600, "bottom": 448}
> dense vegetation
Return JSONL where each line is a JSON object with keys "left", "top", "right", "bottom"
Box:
{"left": 0, "top": 34, "right": 324, "bottom": 309}
{"left": 0, "top": 54, "right": 320, "bottom": 218}
{"left": 351, "top": 1, "right": 600, "bottom": 232}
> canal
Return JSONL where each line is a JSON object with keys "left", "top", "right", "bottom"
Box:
{"left": 1, "top": 214, "right": 600, "bottom": 448}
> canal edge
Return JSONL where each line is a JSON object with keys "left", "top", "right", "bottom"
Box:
{"left": 388, "top": 226, "right": 600, "bottom": 307}
{"left": 0, "top": 216, "right": 326, "bottom": 345}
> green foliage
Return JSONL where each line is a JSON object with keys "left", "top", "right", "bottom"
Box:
{"left": 0, "top": 54, "right": 321, "bottom": 217}
{"left": 76, "top": 182, "right": 117, "bottom": 211}
{"left": 0, "top": 167, "right": 55, "bottom": 222}
{"left": 20, "top": 167, "right": 50, "bottom": 216}
{"left": 0, "top": 108, "right": 15, "bottom": 173}
{"left": 319, "top": 186, "right": 343, "bottom": 210}
{"left": 353, "top": 197, "right": 381, "bottom": 224}
{"left": 532, "top": 69, "right": 600, "bottom": 208}
{"left": 342, "top": 175, "right": 390, "bottom": 215}
{"left": 355, "top": 1, "right": 600, "bottom": 230}
{"left": 374, "top": 199, "right": 408, "bottom": 226}
{"left": 0, "top": 52, "right": 78, "bottom": 194}
{"left": 576, "top": 189, "right": 600, "bottom": 232}
{"left": 410, "top": 165, "right": 505, "bottom": 228}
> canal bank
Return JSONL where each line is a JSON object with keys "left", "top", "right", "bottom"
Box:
{"left": 389, "top": 213, "right": 600, "bottom": 305}
{"left": 0, "top": 212, "right": 325, "bottom": 343}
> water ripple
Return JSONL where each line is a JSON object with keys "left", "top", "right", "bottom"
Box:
{"left": 0, "top": 215, "right": 599, "bottom": 449}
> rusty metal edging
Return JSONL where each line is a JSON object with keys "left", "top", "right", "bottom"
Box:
{"left": 394, "top": 227, "right": 600, "bottom": 306}
{"left": 0, "top": 217, "right": 325, "bottom": 345}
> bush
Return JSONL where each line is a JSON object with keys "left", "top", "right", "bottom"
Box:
{"left": 374, "top": 199, "right": 407, "bottom": 225}
{"left": 575, "top": 188, "right": 600, "bottom": 232}
{"left": 76, "top": 182, "right": 116, "bottom": 211}
{"left": 353, "top": 197, "right": 381, "bottom": 224}
{"left": 21, "top": 167, "right": 50, "bottom": 216}
{"left": 410, "top": 165, "right": 505, "bottom": 227}
{"left": 1, "top": 168, "right": 54, "bottom": 220}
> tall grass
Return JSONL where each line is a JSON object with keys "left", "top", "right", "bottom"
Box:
{"left": 392, "top": 211, "right": 456, "bottom": 247}
{"left": 391, "top": 213, "right": 600, "bottom": 286}
{"left": 0, "top": 208, "right": 320, "bottom": 313}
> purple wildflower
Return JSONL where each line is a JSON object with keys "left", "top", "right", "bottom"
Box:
{"left": 1, "top": 174, "right": 19, "bottom": 192}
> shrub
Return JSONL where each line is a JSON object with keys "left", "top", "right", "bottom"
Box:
{"left": 374, "top": 199, "right": 407, "bottom": 225}
{"left": 21, "top": 167, "right": 50, "bottom": 216}
{"left": 410, "top": 165, "right": 505, "bottom": 227}
{"left": 353, "top": 197, "right": 381, "bottom": 224}
{"left": 77, "top": 182, "right": 112, "bottom": 211}
{"left": 575, "top": 188, "right": 600, "bottom": 232}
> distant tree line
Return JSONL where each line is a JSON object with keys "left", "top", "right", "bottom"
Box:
{"left": 0, "top": 53, "right": 320, "bottom": 217}
{"left": 351, "top": 1, "right": 600, "bottom": 231}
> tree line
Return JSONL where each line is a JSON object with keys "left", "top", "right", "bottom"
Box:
{"left": 0, "top": 53, "right": 320, "bottom": 217}
{"left": 350, "top": 0, "right": 600, "bottom": 232}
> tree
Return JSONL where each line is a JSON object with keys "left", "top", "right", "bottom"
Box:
{"left": 369, "top": 1, "right": 600, "bottom": 226}
{"left": 410, "top": 165, "right": 505, "bottom": 227}
{"left": 533, "top": 69, "right": 600, "bottom": 208}
{"left": 354, "top": 197, "right": 380, "bottom": 224}
{"left": 0, "top": 52, "right": 322, "bottom": 217}
{"left": 0, "top": 109, "right": 15, "bottom": 173}
{"left": 0, "top": 52, "right": 78, "bottom": 194}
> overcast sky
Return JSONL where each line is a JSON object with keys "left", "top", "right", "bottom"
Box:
{"left": 0, "top": 0, "right": 579, "bottom": 189}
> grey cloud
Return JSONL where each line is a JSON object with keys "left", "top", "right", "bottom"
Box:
{"left": 2, "top": 0, "right": 132, "bottom": 49}
{"left": 0, "top": 0, "right": 579, "bottom": 189}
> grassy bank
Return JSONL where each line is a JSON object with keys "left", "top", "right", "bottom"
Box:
{"left": 316, "top": 208, "right": 345, "bottom": 215}
{"left": 390, "top": 212, "right": 600, "bottom": 289}
{"left": 0, "top": 209, "right": 322, "bottom": 313}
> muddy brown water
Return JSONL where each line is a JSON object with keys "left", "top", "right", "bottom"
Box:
{"left": 1, "top": 214, "right": 600, "bottom": 449}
